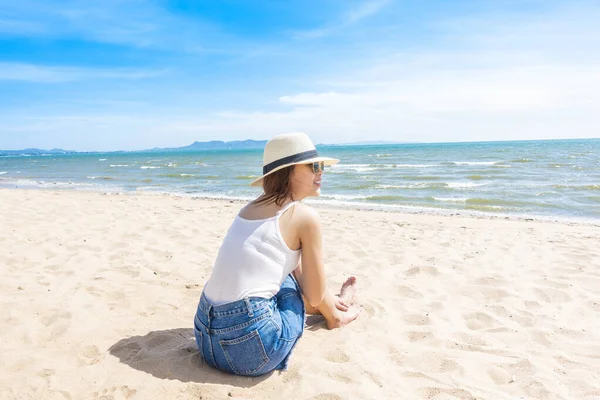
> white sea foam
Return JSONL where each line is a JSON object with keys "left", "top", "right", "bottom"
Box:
{"left": 375, "top": 184, "right": 409, "bottom": 189}
{"left": 446, "top": 182, "right": 486, "bottom": 189}
{"left": 395, "top": 164, "right": 436, "bottom": 168}
{"left": 375, "top": 182, "right": 485, "bottom": 190}
{"left": 99, "top": 159, "right": 107, "bottom": 161}
{"left": 321, "top": 193, "right": 367, "bottom": 201}
{"left": 0, "top": 178, "right": 103, "bottom": 190}
{"left": 376, "top": 183, "right": 431, "bottom": 189}
{"left": 332, "top": 163, "right": 434, "bottom": 172}
{"left": 434, "top": 197, "right": 468, "bottom": 202}
{"left": 331, "top": 164, "right": 377, "bottom": 172}
{"left": 452, "top": 161, "right": 499, "bottom": 166}
{"left": 110, "top": 164, "right": 129, "bottom": 167}
{"left": 0, "top": 171, "right": 7, "bottom": 175}
{"left": 168, "top": 163, "right": 178, "bottom": 167}
{"left": 140, "top": 166, "right": 161, "bottom": 169}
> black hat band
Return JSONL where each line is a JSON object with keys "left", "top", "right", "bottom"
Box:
{"left": 263, "top": 149, "right": 319, "bottom": 175}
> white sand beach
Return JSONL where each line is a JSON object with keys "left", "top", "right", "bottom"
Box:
{"left": 1, "top": 188, "right": 599, "bottom": 400}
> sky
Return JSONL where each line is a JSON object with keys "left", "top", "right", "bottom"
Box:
{"left": 1, "top": 0, "right": 599, "bottom": 151}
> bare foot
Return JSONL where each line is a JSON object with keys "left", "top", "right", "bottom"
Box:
{"left": 338, "top": 276, "right": 357, "bottom": 304}
{"left": 327, "top": 304, "right": 362, "bottom": 329}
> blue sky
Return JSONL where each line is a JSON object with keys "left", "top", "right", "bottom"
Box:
{"left": 1, "top": 0, "right": 599, "bottom": 151}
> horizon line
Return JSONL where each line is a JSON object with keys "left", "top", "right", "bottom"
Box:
{"left": 1, "top": 137, "right": 598, "bottom": 153}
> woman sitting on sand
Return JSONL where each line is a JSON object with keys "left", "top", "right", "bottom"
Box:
{"left": 193, "top": 132, "right": 361, "bottom": 376}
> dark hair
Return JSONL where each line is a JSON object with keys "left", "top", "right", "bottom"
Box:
{"left": 254, "top": 166, "right": 295, "bottom": 206}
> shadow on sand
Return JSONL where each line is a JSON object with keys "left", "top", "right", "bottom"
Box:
{"left": 108, "top": 328, "right": 273, "bottom": 387}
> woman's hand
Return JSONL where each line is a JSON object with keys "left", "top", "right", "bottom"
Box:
{"left": 334, "top": 295, "right": 349, "bottom": 312}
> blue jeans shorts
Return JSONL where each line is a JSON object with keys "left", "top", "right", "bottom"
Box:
{"left": 193, "top": 274, "right": 305, "bottom": 376}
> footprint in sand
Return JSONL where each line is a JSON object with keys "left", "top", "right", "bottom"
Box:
{"left": 487, "top": 366, "right": 512, "bottom": 384}
{"left": 36, "top": 369, "right": 55, "bottom": 378}
{"left": 116, "top": 265, "right": 140, "bottom": 278}
{"left": 404, "top": 314, "right": 430, "bottom": 326}
{"left": 360, "top": 298, "right": 385, "bottom": 318}
{"left": 463, "top": 312, "right": 497, "bottom": 331}
{"left": 455, "top": 332, "right": 488, "bottom": 347}
{"left": 326, "top": 349, "right": 350, "bottom": 363}
{"left": 524, "top": 381, "right": 552, "bottom": 399}
{"left": 474, "top": 276, "right": 508, "bottom": 286}
{"left": 523, "top": 300, "right": 541, "bottom": 309}
{"left": 309, "top": 395, "right": 343, "bottom": 400}
{"left": 428, "top": 301, "right": 444, "bottom": 312}
{"left": 397, "top": 285, "right": 424, "bottom": 299}
{"left": 112, "top": 241, "right": 129, "bottom": 250}
{"left": 352, "top": 249, "right": 369, "bottom": 258}
{"left": 479, "top": 287, "right": 510, "bottom": 301}
{"left": 85, "top": 286, "right": 103, "bottom": 297}
{"left": 406, "top": 331, "right": 434, "bottom": 342}
{"left": 79, "top": 345, "right": 103, "bottom": 366}
{"left": 418, "top": 387, "right": 475, "bottom": 400}
{"left": 40, "top": 310, "right": 72, "bottom": 340}
{"left": 91, "top": 385, "right": 137, "bottom": 399}
{"left": 44, "top": 264, "right": 75, "bottom": 276}
{"left": 328, "top": 372, "right": 352, "bottom": 384}
{"left": 403, "top": 266, "right": 439, "bottom": 277}
{"left": 487, "top": 305, "right": 509, "bottom": 317}
{"left": 534, "top": 287, "right": 572, "bottom": 303}
{"left": 407, "top": 352, "right": 462, "bottom": 374}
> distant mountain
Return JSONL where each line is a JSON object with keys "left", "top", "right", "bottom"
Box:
{"left": 0, "top": 140, "right": 268, "bottom": 156}
{"left": 0, "top": 148, "right": 75, "bottom": 156}
{"left": 154, "top": 139, "right": 268, "bottom": 151}
{"left": 3, "top": 139, "right": 409, "bottom": 155}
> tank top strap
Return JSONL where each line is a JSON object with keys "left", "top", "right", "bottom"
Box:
{"left": 276, "top": 201, "right": 298, "bottom": 216}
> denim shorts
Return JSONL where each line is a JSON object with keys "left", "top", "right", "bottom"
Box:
{"left": 193, "top": 274, "right": 305, "bottom": 376}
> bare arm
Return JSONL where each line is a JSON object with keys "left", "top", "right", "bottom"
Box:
{"left": 295, "top": 206, "right": 327, "bottom": 308}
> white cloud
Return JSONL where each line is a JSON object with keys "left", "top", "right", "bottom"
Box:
{"left": 0, "top": 63, "right": 167, "bottom": 82}
{"left": 293, "top": 0, "right": 391, "bottom": 39}
{"left": 346, "top": 0, "right": 391, "bottom": 24}
{"left": 212, "top": 3, "right": 600, "bottom": 143}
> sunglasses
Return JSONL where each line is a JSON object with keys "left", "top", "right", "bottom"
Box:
{"left": 308, "top": 161, "right": 325, "bottom": 174}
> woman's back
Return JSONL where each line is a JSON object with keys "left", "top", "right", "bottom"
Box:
{"left": 202, "top": 201, "right": 301, "bottom": 305}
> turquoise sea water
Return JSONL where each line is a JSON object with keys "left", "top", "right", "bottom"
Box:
{"left": 1, "top": 139, "right": 599, "bottom": 219}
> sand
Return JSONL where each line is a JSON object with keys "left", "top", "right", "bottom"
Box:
{"left": 1, "top": 188, "right": 599, "bottom": 400}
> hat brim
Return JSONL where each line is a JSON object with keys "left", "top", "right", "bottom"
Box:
{"left": 250, "top": 156, "right": 339, "bottom": 187}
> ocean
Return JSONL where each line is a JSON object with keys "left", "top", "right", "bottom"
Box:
{"left": 1, "top": 139, "right": 599, "bottom": 220}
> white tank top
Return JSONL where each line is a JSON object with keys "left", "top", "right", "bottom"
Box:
{"left": 202, "top": 201, "right": 301, "bottom": 305}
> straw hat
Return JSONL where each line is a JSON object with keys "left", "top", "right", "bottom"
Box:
{"left": 250, "top": 132, "right": 339, "bottom": 187}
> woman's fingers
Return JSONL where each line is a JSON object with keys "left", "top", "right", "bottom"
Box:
{"left": 335, "top": 299, "right": 349, "bottom": 311}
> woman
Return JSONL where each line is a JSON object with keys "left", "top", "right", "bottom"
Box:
{"left": 193, "top": 132, "right": 360, "bottom": 377}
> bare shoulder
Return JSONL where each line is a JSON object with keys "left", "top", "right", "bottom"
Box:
{"left": 293, "top": 202, "right": 321, "bottom": 230}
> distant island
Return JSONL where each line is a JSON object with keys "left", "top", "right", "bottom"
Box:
{"left": 154, "top": 139, "right": 268, "bottom": 151}
{"left": 0, "top": 148, "right": 76, "bottom": 156}
{"left": 0, "top": 140, "right": 268, "bottom": 156}
{"left": 0, "top": 139, "right": 410, "bottom": 156}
